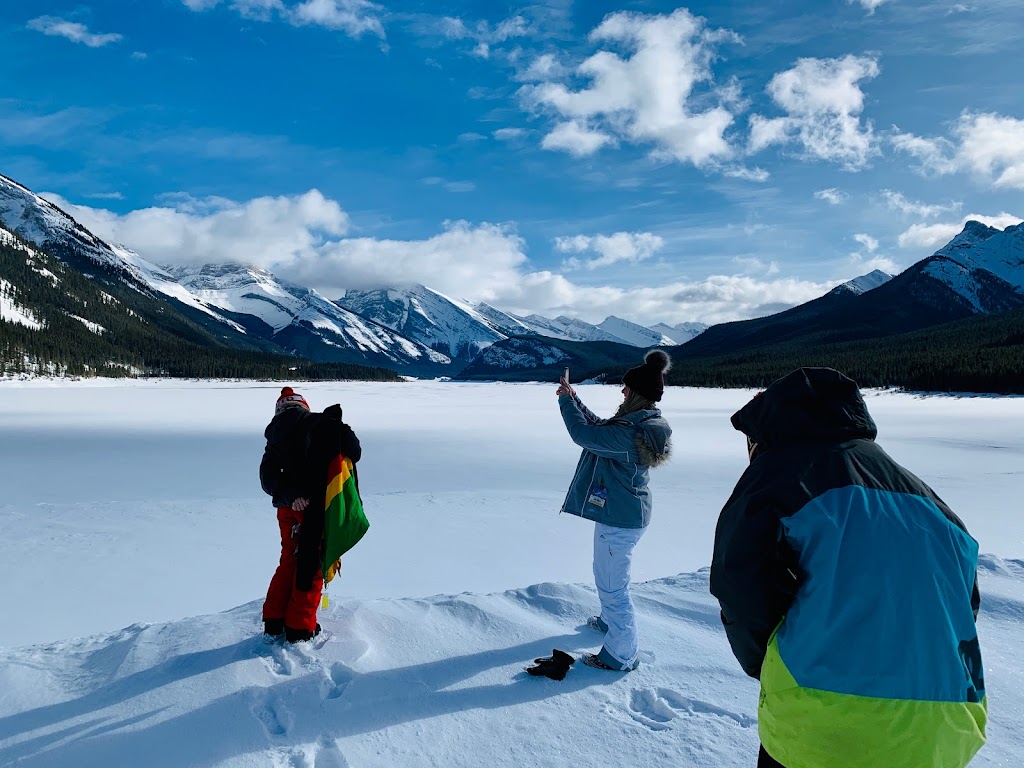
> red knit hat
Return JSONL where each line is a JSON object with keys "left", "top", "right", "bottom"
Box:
{"left": 275, "top": 386, "right": 309, "bottom": 414}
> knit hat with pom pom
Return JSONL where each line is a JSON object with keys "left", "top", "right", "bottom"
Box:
{"left": 275, "top": 386, "right": 310, "bottom": 414}
{"left": 622, "top": 349, "right": 672, "bottom": 402}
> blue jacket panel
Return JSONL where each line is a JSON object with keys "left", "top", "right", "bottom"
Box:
{"left": 779, "top": 484, "right": 982, "bottom": 703}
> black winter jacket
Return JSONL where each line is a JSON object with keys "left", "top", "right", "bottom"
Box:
{"left": 259, "top": 404, "right": 361, "bottom": 590}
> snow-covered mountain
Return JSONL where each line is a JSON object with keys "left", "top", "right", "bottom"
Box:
{"left": 922, "top": 221, "right": 1024, "bottom": 312}
{"left": 648, "top": 322, "right": 709, "bottom": 345}
{"left": 0, "top": 174, "right": 454, "bottom": 374}
{"left": 597, "top": 316, "right": 675, "bottom": 347}
{"left": 830, "top": 269, "right": 893, "bottom": 297}
{"left": 514, "top": 314, "right": 624, "bottom": 343}
{"left": 472, "top": 302, "right": 538, "bottom": 336}
{"left": 167, "top": 266, "right": 451, "bottom": 370}
{"left": 0, "top": 174, "right": 156, "bottom": 293}
{"left": 336, "top": 285, "right": 510, "bottom": 361}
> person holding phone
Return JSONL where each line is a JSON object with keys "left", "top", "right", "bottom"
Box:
{"left": 556, "top": 350, "right": 673, "bottom": 671}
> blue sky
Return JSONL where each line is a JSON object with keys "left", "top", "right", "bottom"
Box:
{"left": 2, "top": 0, "right": 1022, "bottom": 325}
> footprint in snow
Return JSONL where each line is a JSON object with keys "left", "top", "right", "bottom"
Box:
{"left": 253, "top": 692, "right": 294, "bottom": 738}
{"left": 313, "top": 738, "right": 351, "bottom": 768}
{"left": 627, "top": 687, "right": 755, "bottom": 731}
{"left": 324, "top": 661, "right": 354, "bottom": 701}
{"left": 270, "top": 746, "right": 312, "bottom": 768}
{"left": 259, "top": 643, "right": 297, "bottom": 677}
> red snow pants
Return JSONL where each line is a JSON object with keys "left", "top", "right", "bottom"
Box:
{"left": 263, "top": 506, "right": 323, "bottom": 632}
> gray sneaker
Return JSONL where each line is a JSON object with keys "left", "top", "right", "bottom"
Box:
{"left": 586, "top": 615, "right": 609, "bottom": 633}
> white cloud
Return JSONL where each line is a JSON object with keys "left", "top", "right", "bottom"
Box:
{"left": 436, "top": 14, "right": 529, "bottom": 58}
{"left": 291, "top": 0, "right": 384, "bottom": 37}
{"left": 882, "top": 190, "right": 960, "bottom": 218}
{"left": 555, "top": 232, "right": 664, "bottom": 270}
{"left": 522, "top": 9, "right": 739, "bottom": 167}
{"left": 42, "top": 190, "right": 350, "bottom": 270}
{"left": 541, "top": 121, "right": 614, "bottom": 157}
{"left": 27, "top": 16, "right": 123, "bottom": 47}
{"left": 749, "top": 55, "right": 880, "bottom": 169}
{"left": 849, "top": 253, "right": 900, "bottom": 274}
{"left": 955, "top": 112, "right": 1024, "bottom": 189}
{"left": 814, "top": 188, "right": 846, "bottom": 204}
{"left": 37, "top": 191, "right": 841, "bottom": 325}
{"left": 493, "top": 271, "right": 842, "bottom": 326}
{"left": 848, "top": 0, "right": 889, "bottom": 14}
{"left": 889, "top": 130, "right": 955, "bottom": 172}
{"left": 732, "top": 256, "right": 780, "bottom": 275}
{"left": 131, "top": 51, "right": 148, "bottom": 60}
{"left": 40, "top": 192, "right": 529, "bottom": 305}
{"left": 457, "top": 132, "right": 487, "bottom": 142}
{"left": 854, "top": 233, "right": 879, "bottom": 252}
{"left": 848, "top": 232, "right": 898, "bottom": 274}
{"left": 181, "top": 0, "right": 384, "bottom": 38}
{"left": 722, "top": 166, "right": 769, "bottom": 182}
{"left": 295, "top": 221, "right": 531, "bottom": 300}
{"left": 516, "top": 53, "right": 567, "bottom": 82}
{"left": 493, "top": 127, "right": 525, "bottom": 141}
{"left": 233, "top": 0, "right": 286, "bottom": 21}
{"left": 897, "top": 212, "right": 1023, "bottom": 251}
{"left": 892, "top": 112, "right": 1024, "bottom": 189}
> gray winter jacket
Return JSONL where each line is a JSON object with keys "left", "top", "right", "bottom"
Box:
{"left": 558, "top": 393, "right": 672, "bottom": 529}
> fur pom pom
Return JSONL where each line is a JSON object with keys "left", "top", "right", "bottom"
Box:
{"left": 644, "top": 348, "right": 672, "bottom": 373}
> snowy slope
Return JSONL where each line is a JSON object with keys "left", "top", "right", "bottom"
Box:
{"left": 831, "top": 269, "right": 893, "bottom": 296}
{"left": 473, "top": 302, "right": 538, "bottom": 336}
{"left": 0, "top": 277, "right": 44, "bottom": 329}
{"left": 1, "top": 561, "right": 1020, "bottom": 768}
{"left": 597, "top": 316, "right": 675, "bottom": 347}
{"left": 648, "top": 322, "right": 708, "bottom": 345}
{"left": 0, "top": 226, "right": 47, "bottom": 330}
{"left": 934, "top": 222, "right": 1024, "bottom": 291}
{"left": 337, "top": 285, "right": 510, "bottom": 360}
{"left": 168, "top": 266, "right": 451, "bottom": 367}
{"left": 921, "top": 221, "right": 1024, "bottom": 313}
{"left": 0, "top": 380, "right": 1022, "bottom": 767}
{"left": 514, "top": 313, "right": 624, "bottom": 343}
{"left": 0, "top": 174, "right": 149, "bottom": 289}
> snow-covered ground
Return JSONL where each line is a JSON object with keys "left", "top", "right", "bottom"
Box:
{"left": 0, "top": 380, "right": 1021, "bottom": 767}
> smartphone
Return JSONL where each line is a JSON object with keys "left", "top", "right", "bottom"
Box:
{"left": 563, "top": 367, "right": 570, "bottom": 383}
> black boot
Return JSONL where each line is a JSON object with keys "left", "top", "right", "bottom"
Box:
{"left": 285, "top": 623, "right": 322, "bottom": 643}
{"left": 263, "top": 618, "right": 284, "bottom": 637}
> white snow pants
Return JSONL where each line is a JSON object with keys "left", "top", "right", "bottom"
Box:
{"left": 593, "top": 521, "right": 646, "bottom": 668}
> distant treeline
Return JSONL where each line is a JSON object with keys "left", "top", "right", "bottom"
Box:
{"left": 0, "top": 238, "right": 401, "bottom": 382}
{"left": 659, "top": 308, "right": 1024, "bottom": 394}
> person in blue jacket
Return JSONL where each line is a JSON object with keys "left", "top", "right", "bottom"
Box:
{"left": 711, "top": 368, "right": 986, "bottom": 768}
{"left": 557, "top": 350, "right": 673, "bottom": 671}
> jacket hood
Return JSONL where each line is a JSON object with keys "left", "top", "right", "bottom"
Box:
{"left": 731, "top": 368, "right": 876, "bottom": 450}
{"left": 264, "top": 406, "right": 312, "bottom": 444}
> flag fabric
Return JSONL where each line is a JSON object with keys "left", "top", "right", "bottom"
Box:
{"left": 322, "top": 454, "right": 369, "bottom": 584}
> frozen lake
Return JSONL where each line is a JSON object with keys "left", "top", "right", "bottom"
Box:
{"left": 1, "top": 378, "right": 1022, "bottom": 647}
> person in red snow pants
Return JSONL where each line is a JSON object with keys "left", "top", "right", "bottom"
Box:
{"left": 259, "top": 386, "right": 361, "bottom": 643}
{"left": 263, "top": 506, "right": 324, "bottom": 634}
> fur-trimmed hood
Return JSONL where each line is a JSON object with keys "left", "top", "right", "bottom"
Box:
{"left": 627, "top": 409, "right": 672, "bottom": 467}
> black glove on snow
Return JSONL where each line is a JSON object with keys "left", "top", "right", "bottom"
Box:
{"left": 526, "top": 649, "right": 575, "bottom": 680}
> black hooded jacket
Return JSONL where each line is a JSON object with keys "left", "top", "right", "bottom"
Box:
{"left": 710, "top": 367, "right": 980, "bottom": 679}
{"left": 259, "top": 404, "right": 361, "bottom": 590}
